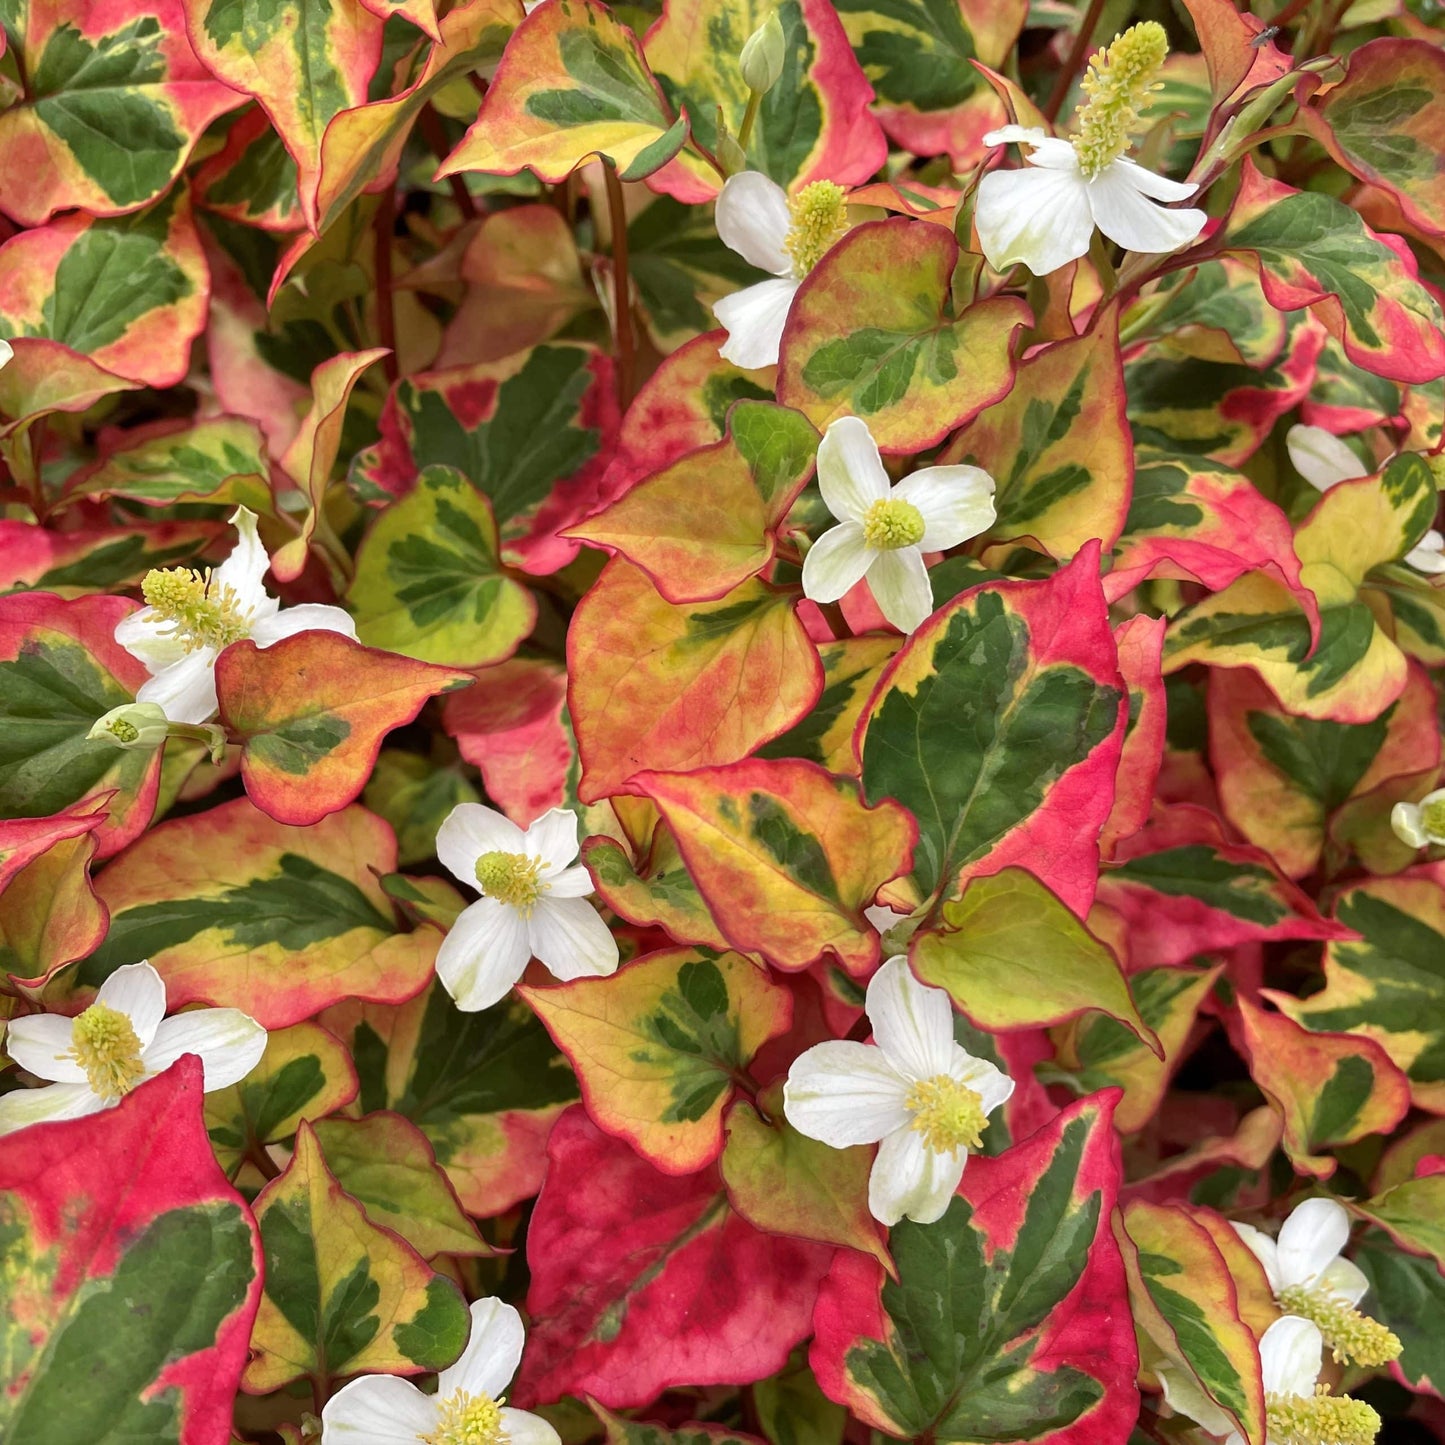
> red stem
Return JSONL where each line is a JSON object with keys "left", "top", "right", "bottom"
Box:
{"left": 374, "top": 187, "right": 399, "bottom": 384}
{"left": 603, "top": 162, "right": 636, "bottom": 410}
{"left": 419, "top": 103, "right": 479, "bottom": 219}
{"left": 1042, "top": 0, "right": 1108, "bottom": 124}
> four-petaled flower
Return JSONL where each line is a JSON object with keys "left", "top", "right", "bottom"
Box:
{"left": 115, "top": 505, "right": 357, "bottom": 724}
{"left": 434, "top": 803, "right": 618, "bottom": 1012}
{"left": 976, "top": 24, "right": 1205, "bottom": 276}
{"left": 1287, "top": 424, "right": 1445, "bottom": 574}
{"left": 713, "top": 171, "right": 849, "bottom": 369}
{"left": 801, "top": 416, "right": 996, "bottom": 635}
{"left": 0, "top": 961, "right": 266, "bottom": 1136}
{"left": 783, "top": 958, "right": 1013, "bottom": 1225}
{"left": 322, "top": 1296, "right": 560, "bottom": 1445}
{"left": 1233, "top": 1197, "right": 1400, "bottom": 1367}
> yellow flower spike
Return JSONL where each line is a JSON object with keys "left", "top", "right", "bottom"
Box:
{"left": 1277, "top": 1284, "right": 1403, "bottom": 1368}
{"left": 141, "top": 566, "right": 254, "bottom": 652}
{"left": 1265, "top": 1385, "right": 1380, "bottom": 1445}
{"left": 905, "top": 1074, "right": 989, "bottom": 1154}
{"left": 423, "top": 1390, "right": 508, "bottom": 1445}
{"left": 861, "top": 497, "right": 926, "bottom": 551}
{"left": 785, "top": 180, "right": 848, "bottom": 277}
{"left": 1071, "top": 21, "right": 1168, "bottom": 180}
{"left": 474, "top": 850, "right": 547, "bottom": 916}
{"left": 67, "top": 1002, "right": 146, "bottom": 1102}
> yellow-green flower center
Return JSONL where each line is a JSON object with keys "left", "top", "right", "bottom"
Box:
{"left": 905, "top": 1074, "right": 989, "bottom": 1154}
{"left": 474, "top": 850, "right": 546, "bottom": 916}
{"left": 106, "top": 717, "right": 140, "bottom": 743}
{"left": 785, "top": 180, "right": 848, "bottom": 276}
{"left": 68, "top": 1002, "right": 145, "bottom": 1102}
{"left": 861, "top": 498, "right": 925, "bottom": 551}
{"left": 1265, "top": 1386, "right": 1380, "bottom": 1445}
{"left": 1070, "top": 21, "right": 1167, "bottom": 180}
{"left": 423, "top": 1390, "right": 508, "bottom": 1445}
{"left": 141, "top": 567, "right": 254, "bottom": 653}
{"left": 1277, "top": 1283, "right": 1403, "bottom": 1368}
{"left": 1419, "top": 797, "right": 1445, "bottom": 840}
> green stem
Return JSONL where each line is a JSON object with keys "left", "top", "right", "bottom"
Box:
{"left": 737, "top": 89, "right": 762, "bottom": 152}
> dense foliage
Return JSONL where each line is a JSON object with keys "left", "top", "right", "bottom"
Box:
{"left": 1, "top": 0, "right": 1444, "bottom": 1443}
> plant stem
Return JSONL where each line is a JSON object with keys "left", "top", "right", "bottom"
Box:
{"left": 418, "top": 103, "right": 479, "bottom": 219}
{"left": 819, "top": 601, "right": 854, "bottom": 640}
{"left": 737, "top": 89, "right": 762, "bottom": 152}
{"left": 603, "top": 161, "right": 636, "bottom": 410}
{"left": 374, "top": 187, "right": 399, "bottom": 385}
{"left": 1042, "top": 0, "right": 1107, "bottom": 124}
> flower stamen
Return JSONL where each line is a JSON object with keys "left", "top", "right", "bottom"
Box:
{"left": 474, "top": 851, "right": 547, "bottom": 916}
{"left": 423, "top": 1390, "right": 509, "bottom": 1445}
{"left": 905, "top": 1074, "right": 989, "bottom": 1154}
{"left": 1070, "top": 22, "right": 1168, "bottom": 180}
{"left": 1265, "top": 1385, "right": 1380, "bottom": 1445}
{"left": 66, "top": 1002, "right": 145, "bottom": 1102}
{"left": 785, "top": 180, "right": 848, "bottom": 277}
{"left": 141, "top": 567, "right": 254, "bottom": 653}
{"left": 861, "top": 498, "right": 925, "bottom": 551}
{"left": 1277, "top": 1283, "right": 1403, "bottom": 1368}
{"left": 1420, "top": 796, "right": 1445, "bottom": 840}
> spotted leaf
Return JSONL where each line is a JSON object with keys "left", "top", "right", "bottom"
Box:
{"left": 856, "top": 543, "right": 1126, "bottom": 913}
{"left": 0, "top": 1058, "right": 261, "bottom": 1445}
{"left": 809, "top": 1094, "right": 1138, "bottom": 1444}
{"left": 244, "top": 1120, "right": 469, "bottom": 1392}
{"left": 521, "top": 947, "right": 791, "bottom": 1173}
{"left": 777, "top": 219, "right": 1027, "bottom": 450}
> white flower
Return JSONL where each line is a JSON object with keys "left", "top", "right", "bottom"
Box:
{"left": 783, "top": 957, "right": 1013, "bottom": 1225}
{"left": 0, "top": 339, "right": 12, "bottom": 369}
{"left": 114, "top": 505, "right": 357, "bottom": 725}
{"left": 434, "top": 804, "right": 618, "bottom": 1011}
{"left": 1234, "top": 1197, "right": 1400, "bottom": 1368}
{"left": 801, "top": 416, "right": 995, "bottom": 635}
{"left": 712, "top": 172, "right": 848, "bottom": 369}
{"left": 1286, "top": 425, "right": 1445, "bottom": 575}
{"left": 0, "top": 961, "right": 266, "bottom": 1136}
{"left": 977, "top": 125, "right": 1205, "bottom": 276}
{"left": 1391, "top": 787, "right": 1445, "bottom": 849}
{"left": 322, "top": 1296, "right": 559, "bottom": 1445}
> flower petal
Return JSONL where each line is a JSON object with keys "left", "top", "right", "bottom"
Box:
{"left": 0, "top": 1080, "right": 103, "bottom": 1137}
{"left": 435, "top": 897, "right": 531, "bottom": 1011}
{"left": 951, "top": 1048, "right": 1015, "bottom": 1117}
{"left": 1087, "top": 163, "right": 1206, "bottom": 256}
{"left": 95, "top": 960, "right": 168, "bottom": 1048}
{"left": 1319, "top": 1255, "right": 1369, "bottom": 1308}
{"left": 435, "top": 803, "right": 526, "bottom": 888}
{"left": 498, "top": 1408, "right": 563, "bottom": 1445}
{"left": 715, "top": 277, "right": 798, "bottom": 370}
{"left": 865, "top": 545, "right": 933, "bottom": 634}
{"left": 136, "top": 648, "right": 220, "bottom": 724}
{"left": 320, "top": 1373, "right": 439, "bottom": 1443}
{"left": 144, "top": 1008, "right": 267, "bottom": 1089}
{"left": 892, "top": 465, "right": 997, "bottom": 551}
{"left": 1110, "top": 156, "right": 1199, "bottom": 202}
{"left": 546, "top": 864, "right": 595, "bottom": 899}
{"left": 250, "top": 603, "right": 358, "bottom": 647}
{"left": 782, "top": 1039, "right": 912, "bottom": 1147}
{"left": 1391, "top": 802, "right": 1428, "bottom": 848}
{"left": 114, "top": 607, "right": 190, "bottom": 673}
{"left": 438, "top": 1296, "right": 525, "bottom": 1399}
{"left": 1286, "top": 424, "right": 1368, "bottom": 491}
{"left": 1156, "top": 1360, "right": 1234, "bottom": 1437}
{"left": 817, "top": 415, "right": 890, "bottom": 522}
{"left": 1405, "top": 529, "right": 1445, "bottom": 574}
{"left": 975, "top": 165, "right": 1093, "bottom": 275}
{"left": 214, "top": 506, "right": 278, "bottom": 621}
{"left": 1230, "top": 1221, "right": 1282, "bottom": 1294}
{"left": 4, "top": 1014, "right": 86, "bottom": 1084}
{"left": 714, "top": 171, "right": 794, "bottom": 276}
{"left": 866, "top": 958, "right": 954, "bottom": 1082}
{"left": 801, "top": 521, "right": 872, "bottom": 605}
{"left": 1277, "top": 1197, "right": 1350, "bottom": 1290}
{"left": 868, "top": 1122, "right": 966, "bottom": 1225}
{"left": 524, "top": 807, "right": 581, "bottom": 873}
{"left": 1258, "top": 1315, "right": 1323, "bottom": 1398}
{"left": 527, "top": 897, "right": 619, "bottom": 982}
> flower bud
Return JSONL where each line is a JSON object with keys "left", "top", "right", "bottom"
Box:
{"left": 89, "top": 702, "right": 171, "bottom": 750}
{"left": 740, "top": 11, "right": 785, "bottom": 95}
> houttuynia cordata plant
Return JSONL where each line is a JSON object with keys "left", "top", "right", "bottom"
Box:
{"left": 0, "top": 0, "right": 1443, "bottom": 1442}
